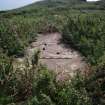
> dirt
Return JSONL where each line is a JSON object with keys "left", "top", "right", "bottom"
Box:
{"left": 14, "top": 33, "right": 88, "bottom": 81}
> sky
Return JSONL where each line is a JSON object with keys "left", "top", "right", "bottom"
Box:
{"left": 87, "top": 0, "right": 100, "bottom": 2}
{"left": 0, "top": 0, "right": 100, "bottom": 11}
{"left": 0, "top": 0, "right": 42, "bottom": 11}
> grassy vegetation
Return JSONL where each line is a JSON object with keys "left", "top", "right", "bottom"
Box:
{"left": 0, "top": 54, "right": 92, "bottom": 105}
{"left": 0, "top": 0, "right": 105, "bottom": 105}
{"left": 62, "top": 14, "right": 105, "bottom": 65}
{"left": 0, "top": 0, "right": 104, "bottom": 57}
{"left": 0, "top": 55, "right": 105, "bottom": 105}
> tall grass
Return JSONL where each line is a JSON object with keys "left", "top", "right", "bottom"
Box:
{"left": 62, "top": 15, "right": 105, "bottom": 65}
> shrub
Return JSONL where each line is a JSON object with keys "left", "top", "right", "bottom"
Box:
{"left": 27, "top": 68, "right": 92, "bottom": 105}
{"left": 0, "top": 19, "right": 24, "bottom": 56}
{"left": 62, "top": 15, "right": 105, "bottom": 65}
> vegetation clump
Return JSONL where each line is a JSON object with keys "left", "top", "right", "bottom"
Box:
{"left": 0, "top": 55, "right": 92, "bottom": 105}
{"left": 62, "top": 15, "right": 105, "bottom": 65}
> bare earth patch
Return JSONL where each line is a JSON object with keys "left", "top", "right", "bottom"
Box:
{"left": 27, "top": 33, "right": 88, "bottom": 81}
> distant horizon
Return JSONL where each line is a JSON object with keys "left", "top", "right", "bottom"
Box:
{"left": 0, "top": 0, "right": 100, "bottom": 11}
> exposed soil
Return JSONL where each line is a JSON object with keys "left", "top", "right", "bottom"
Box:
{"left": 14, "top": 33, "right": 88, "bottom": 81}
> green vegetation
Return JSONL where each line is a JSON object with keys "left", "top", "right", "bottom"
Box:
{"left": 0, "top": 55, "right": 92, "bottom": 105}
{"left": 0, "top": 17, "right": 39, "bottom": 56}
{"left": 0, "top": 0, "right": 104, "bottom": 56}
{"left": 0, "top": 0, "right": 105, "bottom": 105}
{"left": 62, "top": 14, "right": 105, "bottom": 65}
{"left": 0, "top": 0, "right": 104, "bottom": 57}
{"left": 97, "top": 0, "right": 105, "bottom": 9}
{"left": 0, "top": 54, "right": 105, "bottom": 105}
{"left": 28, "top": 70, "right": 92, "bottom": 105}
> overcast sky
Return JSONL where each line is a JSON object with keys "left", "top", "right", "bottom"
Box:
{"left": 87, "top": 0, "right": 100, "bottom": 1}
{"left": 0, "top": 0, "right": 42, "bottom": 11}
{"left": 0, "top": 0, "right": 100, "bottom": 11}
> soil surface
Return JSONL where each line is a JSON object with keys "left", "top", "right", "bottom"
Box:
{"left": 15, "top": 33, "right": 88, "bottom": 81}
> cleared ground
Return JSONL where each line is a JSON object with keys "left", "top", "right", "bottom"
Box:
{"left": 25, "top": 33, "right": 88, "bottom": 80}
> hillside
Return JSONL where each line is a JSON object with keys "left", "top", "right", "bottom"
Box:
{"left": 0, "top": 0, "right": 102, "bottom": 14}
{"left": 0, "top": 0, "right": 104, "bottom": 56}
{"left": 0, "top": 0, "right": 105, "bottom": 105}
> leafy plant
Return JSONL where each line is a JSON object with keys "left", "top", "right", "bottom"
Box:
{"left": 62, "top": 15, "right": 105, "bottom": 65}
